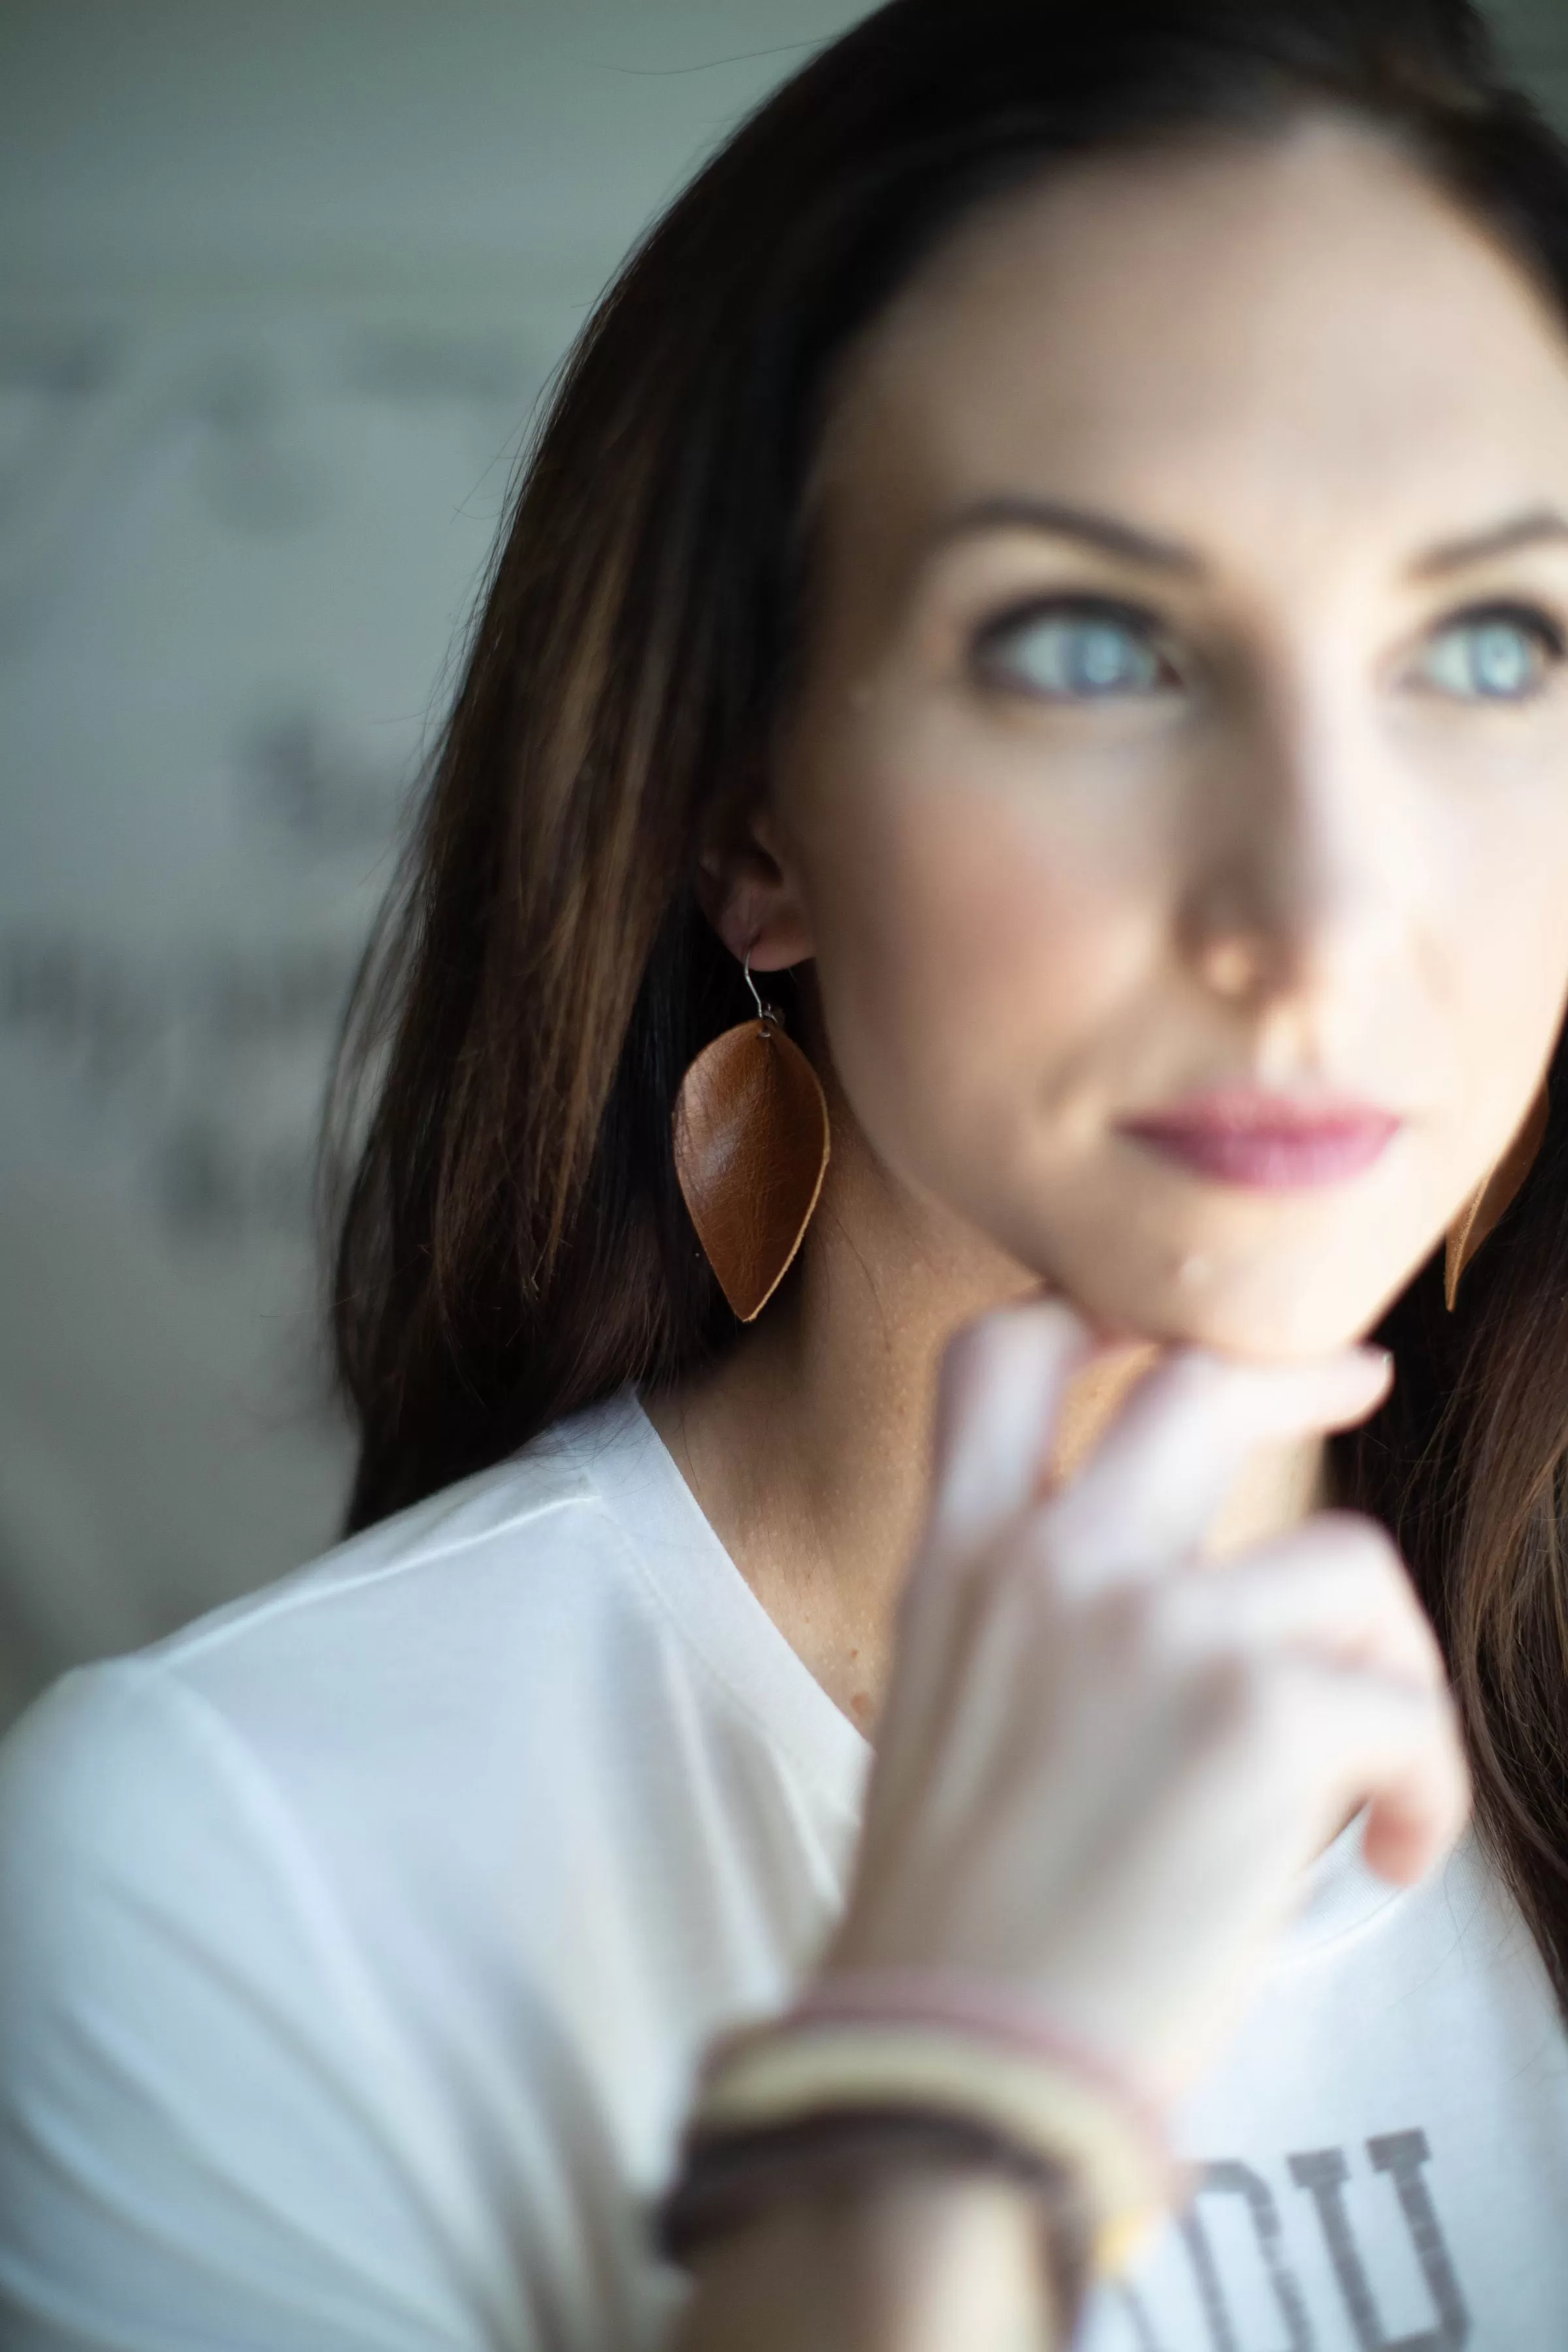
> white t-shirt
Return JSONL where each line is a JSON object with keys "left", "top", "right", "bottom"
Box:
{"left": 0, "top": 1387, "right": 1565, "bottom": 2352}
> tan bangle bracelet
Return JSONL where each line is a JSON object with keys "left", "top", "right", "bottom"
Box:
{"left": 686, "top": 2015, "right": 1174, "bottom": 2277}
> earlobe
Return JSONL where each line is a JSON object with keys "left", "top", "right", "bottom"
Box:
{"left": 696, "top": 809, "right": 816, "bottom": 971}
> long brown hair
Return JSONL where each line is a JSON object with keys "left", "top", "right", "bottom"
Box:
{"left": 327, "top": 0, "right": 1568, "bottom": 1999}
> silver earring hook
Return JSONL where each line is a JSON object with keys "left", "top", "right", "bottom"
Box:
{"left": 743, "top": 947, "right": 780, "bottom": 1034}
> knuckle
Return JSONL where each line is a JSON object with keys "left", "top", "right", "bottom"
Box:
{"left": 1160, "top": 1348, "right": 1220, "bottom": 1410}
{"left": 1318, "top": 1511, "right": 1405, "bottom": 1575}
{"left": 1093, "top": 1578, "right": 1163, "bottom": 1659}
{"left": 1033, "top": 1565, "right": 1169, "bottom": 1674}
{"left": 1139, "top": 1575, "right": 1217, "bottom": 1665}
{"left": 1205, "top": 1647, "right": 1305, "bottom": 1754}
{"left": 996, "top": 1512, "right": 1056, "bottom": 1594}
{"left": 1192, "top": 1641, "right": 1269, "bottom": 1738}
{"left": 1019, "top": 1499, "right": 1099, "bottom": 1595}
{"left": 1119, "top": 1580, "right": 1258, "bottom": 1710}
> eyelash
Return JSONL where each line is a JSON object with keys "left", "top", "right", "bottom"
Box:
{"left": 1438, "top": 600, "right": 1567, "bottom": 659}
{"left": 969, "top": 595, "right": 1568, "bottom": 696}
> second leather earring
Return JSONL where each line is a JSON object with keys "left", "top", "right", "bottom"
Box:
{"left": 672, "top": 956, "right": 831, "bottom": 1322}
{"left": 1445, "top": 1077, "right": 1551, "bottom": 1311}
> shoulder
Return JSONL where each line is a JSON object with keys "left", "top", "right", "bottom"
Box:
{"left": 0, "top": 1392, "right": 859, "bottom": 2346}
{"left": 0, "top": 1649, "right": 338, "bottom": 2044}
{"left": 80, "top": 1384, "right": 863, "bottom": 1835}
{"left": 0, "top": 1642, "right": 517, "bottom": 2343}
{"left": 0, "top": 1382, "right": 857, "bottom": 2002}
{"left": 123, "top": 1386, "right": 676, "bottom": 1776}
{"left": 0, "top": 1392, "right": 691, "bottom": 2344}
{"left": 0, "top": 1387, "right": 670, "bottom": 2021}
{"left": 0, "top": 1380, "right": 860, "bottom": 1929}
{"left": 159, "top": 1385, "right": 651, "bottom": 1671}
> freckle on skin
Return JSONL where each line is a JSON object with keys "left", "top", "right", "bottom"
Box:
{"left": 850, "top": 1691, "right": 874, "bottom": 1723}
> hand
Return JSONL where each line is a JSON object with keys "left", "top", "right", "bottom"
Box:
{"left": 823, "top": 1297, "right": 1471, "bottom": 2110}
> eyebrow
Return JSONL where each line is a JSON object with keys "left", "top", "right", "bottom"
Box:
{"left": 924, "top": 495, "right": 1206, "bottom": 576}
{"left": 1410, "top": 508, "right": 1568, "bottom": 578}
{"left": 925, "top": 495, "right": 1568, "bottom": 588}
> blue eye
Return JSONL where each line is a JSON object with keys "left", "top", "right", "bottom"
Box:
{"left": 980, "top": 604, "right": 1172, "bottom": 700}
{"left": 1418, "top": 611, "right": 1562, "bottom": 702}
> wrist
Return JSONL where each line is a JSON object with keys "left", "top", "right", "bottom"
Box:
{"left": 671, "top": 2139, "right": 1069, "bottom": 2352}
{"left": 659, "top": 2106, "right": 1091, "bottom": 2328}
{"left": 659, "top": 1968, "right": 1181, "bottom": 2352}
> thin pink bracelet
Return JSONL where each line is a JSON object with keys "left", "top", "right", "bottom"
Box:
{"left": 785, "top": 1968, "right": 1169, "bottom": 2162}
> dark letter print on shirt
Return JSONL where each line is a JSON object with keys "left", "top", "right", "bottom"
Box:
{"left": 1288, "top": 2134, "right": 1469, "bottom": 2350}
{"left": 1112, "top": 2133, "right": 1469, "bottom": 2352}
{"left": 1179, "top": 2163, "right": 1315, "bottom": 2352}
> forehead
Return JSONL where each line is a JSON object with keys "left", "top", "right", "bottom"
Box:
{"left": 812, "top": 118, "right": 1568, "bottom": 572}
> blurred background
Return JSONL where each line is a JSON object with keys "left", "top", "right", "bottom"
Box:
{"left": 1, "top": 0, "right": 1565, "bottom": 1731}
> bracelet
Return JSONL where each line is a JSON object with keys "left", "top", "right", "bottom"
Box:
{"left": 674, "top": 1975, "right": 1175, "bottom": 2279}
{"left": 655, "top": 2104, "right": 1095, "bottom": 2328}
{"left": 789, "top": 1972, "right": 1169, "bottom": 2145}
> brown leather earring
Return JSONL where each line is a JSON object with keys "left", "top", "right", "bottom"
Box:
{"left": 1445, "top": 1077, "right": 1551, "bottom": 1311}
{"left": 672, "top": 952, "right": 831, "bottom": 1322}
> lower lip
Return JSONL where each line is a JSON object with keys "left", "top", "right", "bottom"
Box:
{"left": 1120, "top": 1116, "right": 1401, "bottom": 1189}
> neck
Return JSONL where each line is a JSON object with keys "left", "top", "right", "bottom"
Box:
{"left": 643, "top": 1088, "right": 1326, "bottom": 1733}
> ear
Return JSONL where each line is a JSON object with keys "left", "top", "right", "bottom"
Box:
{"left": 694, "top": 802, "right": 816, "bottom": 972}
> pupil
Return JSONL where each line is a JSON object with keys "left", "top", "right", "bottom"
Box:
{"left": 1077, "top": 627, "right": 1130, "bottom": 689}
{"left": 1475, "top": 625, "right": 1530, "bottom": 696}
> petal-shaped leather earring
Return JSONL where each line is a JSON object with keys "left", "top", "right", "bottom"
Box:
{"left": 1445, "top": 1077, "right": 1551, "bottom": 1311}
{"left": 673, "top": 953, "right": 831, "bottom": 1322}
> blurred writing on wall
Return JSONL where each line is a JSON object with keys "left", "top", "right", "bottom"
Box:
{"left": 0, "top": 313, "right": 537, "bottom": 1722}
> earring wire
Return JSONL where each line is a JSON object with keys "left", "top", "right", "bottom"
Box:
{"left": 743, "top": 948, "right": 780, "bottom": 1035}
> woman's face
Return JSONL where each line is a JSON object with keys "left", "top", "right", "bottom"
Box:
{"left": 757, "top": 118, "right": 1568, "bottom": 1359}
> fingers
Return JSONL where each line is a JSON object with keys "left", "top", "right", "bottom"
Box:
{"left": 1362, "top": 1720, "right": 1473, "bottom": 1886}
{"left": 925, "top": 1297, "right": 1094, "bottom": 1559}
{"left": 1158, "top": 1517, "right": 1446, "bottom": 1690}
{"left": 1154, "top": 1524, "right": 1470, "bottom": 1878}
{"left": 883, "top": 1299, "right": 1094, "bottom": 1771}
{"left": 1046, "top": 1345, "right": 1393, "bottom": 1588}
{"left": 1259, "top": 1660, "right": 1471, "bottom": 1888}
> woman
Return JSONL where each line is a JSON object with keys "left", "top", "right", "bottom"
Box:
{"left": 3, "top": 0, "right": 1566, "bottom": 2343}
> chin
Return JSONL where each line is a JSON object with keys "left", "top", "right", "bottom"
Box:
{"left": 1050, "top": 1253, "right": 1403, "bottom": 1365}
{"left": 1157, "top": 1299, "right": 1376, "bottom": 1364}
{"left": 975, "top": 1175, "right": 1431, "bottom": 1362}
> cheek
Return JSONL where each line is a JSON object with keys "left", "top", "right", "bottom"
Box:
{"left": 1414, "top": 732, "right": 1568, "bottom": 1085}
{"left": 802, "top": 759, "right": 1155, "bottom": 1178}
{"left": 1441, "top": 838, "right": 1568, "bottom": 1155}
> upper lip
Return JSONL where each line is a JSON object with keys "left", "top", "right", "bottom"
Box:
{"left": 1119, "top": 1088, "right": 1405, "bottom": 1135}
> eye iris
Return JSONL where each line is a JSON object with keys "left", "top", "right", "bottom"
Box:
{"left": 1426, "top": 617, "right": 1546, "bottom": 700}
{"left": 1469, "top": 621, "right": 1535, "bottom": 698}
{"left": 1076, "top": 624, "right": 1134, "bottom": 689}
{"left": 1011, "top": 615, "right": 1156, "bottom": 695}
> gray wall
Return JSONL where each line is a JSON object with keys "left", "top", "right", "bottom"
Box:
{"left": 1, "top": 1, "right": 1565, "bottom": 1727}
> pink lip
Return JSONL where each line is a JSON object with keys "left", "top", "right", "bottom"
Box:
{"left": 1119, "top": 1091, "right": 1403, "bottom": 1189}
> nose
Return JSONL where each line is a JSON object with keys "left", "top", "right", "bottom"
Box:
{"left": 1177, "top": 686, "right": 1409, "bottom": 1020}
